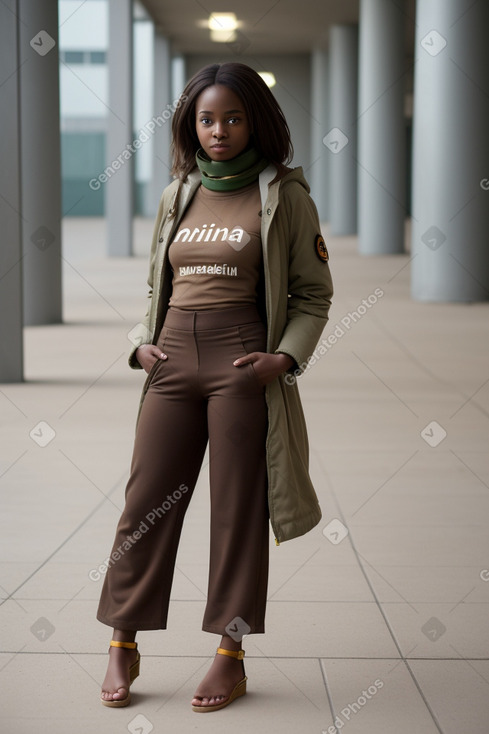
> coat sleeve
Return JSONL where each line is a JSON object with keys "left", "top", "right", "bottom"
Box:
{"left": 127, "top": 186, "right": 171, "bottom": 370}
{"left": 274, "top": 181, "right": 334, "bottom": 374}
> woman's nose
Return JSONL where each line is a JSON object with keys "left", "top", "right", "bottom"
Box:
{"left": 213, "top": 123, "right": 226, "bottom": 138}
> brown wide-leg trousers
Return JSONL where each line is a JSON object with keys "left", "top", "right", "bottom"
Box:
{"left": 96, "top": 305, "right": 269, "bottom": 634}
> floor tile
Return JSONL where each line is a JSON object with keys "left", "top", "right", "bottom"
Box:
{"left": 0, "top": 652, "right": 334, "bottom": 734}
{"left": 1, "top": 219, "right": 488, "bottom": 732}
{"left": 379, "top": 601, "right": 489, "bottom": 659}
{"left": 321, "top": 658, "right": 440, "bottom": 733}
{"left": 254, "top": 601, "right": 400, "bottom": 659}
{"left": 408, "top": 660, "right": 489, "bottom": 734}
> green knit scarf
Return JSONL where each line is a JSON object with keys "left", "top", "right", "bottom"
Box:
{"left": 196, "top": 147, "right": 269, "bottom": 191}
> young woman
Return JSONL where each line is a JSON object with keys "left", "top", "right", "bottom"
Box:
{"left": 97, "top": 62, "right": 333, "bottom": 712}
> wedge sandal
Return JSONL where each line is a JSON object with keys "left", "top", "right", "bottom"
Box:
{"left": 100, "top": 640, "right": 140, "bottom": 708}
{"left": 192, "top": 647, "right": 247, "bottom": 713}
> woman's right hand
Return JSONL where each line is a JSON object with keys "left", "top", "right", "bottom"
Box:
{"left": 136, "top": 344, "right": 167, "bottom": 373}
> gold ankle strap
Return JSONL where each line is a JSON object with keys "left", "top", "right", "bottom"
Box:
{"left": 110, "top": 640, "right": 137, "bottom": 649}
{"left": 216, "top": 647, "right": 245, "bottom": 660}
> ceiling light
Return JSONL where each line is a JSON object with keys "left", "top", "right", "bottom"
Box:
{"left": 208, "top": 13, "right": 237, "bottom": 31}
{"left": 210, "top": 29, "right": 237, "bottom": 42}
{"left": 258, "top": 72, "right": 276, "bottom": 88}
{"left": 208, "top": 12, "right": 238, "bottom": 43}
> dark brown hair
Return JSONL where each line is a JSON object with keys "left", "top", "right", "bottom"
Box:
{"left": 171, "top": 62, "right": 293, "bottom": 179}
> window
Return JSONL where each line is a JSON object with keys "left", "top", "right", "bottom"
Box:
{"left": 60, "top": 51, "right": 107, "bottom": 65}
{"left": 64, "top": 51, "right": 85, "bottom": 64}
{"left": 89, "top": 51, "right": 106, "bottom": 64}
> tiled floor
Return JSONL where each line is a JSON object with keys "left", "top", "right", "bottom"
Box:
{"left": 1, "top": 217, "right": 488, "bottom": 733}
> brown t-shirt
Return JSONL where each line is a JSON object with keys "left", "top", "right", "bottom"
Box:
{"left": 168, "top": 182, "right": 262, "bottom": 309}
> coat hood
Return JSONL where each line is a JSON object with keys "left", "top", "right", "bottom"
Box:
{"left": 273, "top": 165, "right": 311, "bottom": 194}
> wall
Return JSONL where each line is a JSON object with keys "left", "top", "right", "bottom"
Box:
{"left": 59, "top": 0, "right": 154, "bottom": 216}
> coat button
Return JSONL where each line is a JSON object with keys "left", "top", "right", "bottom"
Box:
{"left": 267, "top": 208, "right": 271, "bottom": 215}
{"left": 159, "top": 237, "right": 163, "bottom": 242}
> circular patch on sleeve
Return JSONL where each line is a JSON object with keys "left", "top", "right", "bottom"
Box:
{"left": 315, "top": 234, "right": 329, "bottom": 262}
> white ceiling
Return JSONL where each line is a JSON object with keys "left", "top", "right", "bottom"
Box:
{"left": 138, "top": 0, "right": 415, "bottom": 57}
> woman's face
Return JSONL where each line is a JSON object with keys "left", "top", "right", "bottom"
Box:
{"left": 195, "top": 84, "right": 251, "bottom": 161}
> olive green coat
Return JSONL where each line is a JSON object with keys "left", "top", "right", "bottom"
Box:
{"left": 128, "top": 165, "right": 333, "bottom": 543}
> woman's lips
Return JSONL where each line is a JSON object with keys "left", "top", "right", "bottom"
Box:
{"left": 211, "top": 144, "right": 230, "bottom": 151}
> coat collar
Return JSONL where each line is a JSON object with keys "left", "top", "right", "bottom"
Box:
{"left": 259, "top": 164, "right": 278, "bottom": 211}
{"left": 173, "top": 164, "right": 279, "bottom": 217}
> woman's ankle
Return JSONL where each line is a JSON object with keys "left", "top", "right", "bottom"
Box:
{"left": 219, "top": 634, "right": 243, "bottom": 652}
{"left": 111, "top": 628, "right": 137, "bottom": 644}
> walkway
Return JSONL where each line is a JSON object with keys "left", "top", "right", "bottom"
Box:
{"left": 1, "top": 217, "right": 488, "bottom": 733}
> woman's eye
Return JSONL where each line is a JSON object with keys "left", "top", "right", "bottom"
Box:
{"left": 200, "top": 118, "right": 212, "bottom": 125}
{"left": 227, "top": 117, "right": 239, "bottom": 124}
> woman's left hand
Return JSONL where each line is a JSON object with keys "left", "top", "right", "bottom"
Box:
{"left": 233, "top": 352, "right": 295, "bottom": 385}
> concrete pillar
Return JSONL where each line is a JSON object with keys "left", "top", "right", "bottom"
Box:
{"left": 171, "top": 55, "right": 186, "bottom": 101}
{"left": 0, "top": 0, "right": 23, "bottom": 380}
{"left": 133, "top": 18, "right": 152, "bottom": 217}
{"left": 107, "top": 0, "right": 134, "bottom": 256}
{"left": 309, "top": 48, "right": 329, "bottom": 222}
{"left": 151, "top": 32, "right": 172, "bottom": 213}
{"left": 358, "top": 0, "right": 406, "bottom": 254}
{"left": 327, "top": 25, "right": 358, "bottom": 235}
{"left": 19, "top": 0, "right": 62, "bottom": 325}
{"left": 411, "top": 0, "right": 489, "bottom": 301}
